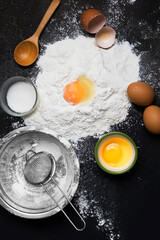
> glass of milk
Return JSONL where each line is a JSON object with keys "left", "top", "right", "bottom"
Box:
{"left": 0, "top": 76, "right": 38, "bottom": 117}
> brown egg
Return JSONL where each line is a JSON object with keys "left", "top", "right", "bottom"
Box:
{"left": 127, "top": 82, "right": 155, "bottom": 106}
{"left": 81, "top": 9, "right": 106, "bottom": 34}
{"left": 143, "top": 105, "right": 160, "bottom": 134}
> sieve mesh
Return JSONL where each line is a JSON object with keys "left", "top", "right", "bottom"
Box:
{"left": 24, "top": 151, "right": 54, "bottom": 185}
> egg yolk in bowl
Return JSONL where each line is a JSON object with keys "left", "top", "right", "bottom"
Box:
{"left": 95, "top": 132, "right": 138, "bottom": 174}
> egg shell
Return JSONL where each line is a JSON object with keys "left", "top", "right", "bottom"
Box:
{"left": 143, "top": 105, "right": 160, "bottom": 134}
{"left": 127, "top": 82, "right": 155, "bottom": 106}
{"left": 95, "top": 27, "right": 116, "bottom": 49}
{"left": 81, "top": 9, "right": 106, "bottom": 34}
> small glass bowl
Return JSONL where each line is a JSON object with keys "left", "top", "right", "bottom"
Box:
{"left": 95, "top": 132, "right": 138, "bottom": 175}
{"left": 0, "top": 76, "right": 38, "bottom": 117}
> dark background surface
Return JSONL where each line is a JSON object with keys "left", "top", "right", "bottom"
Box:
{"left": 0, "top": 0, "right": 160, "bottom": 239}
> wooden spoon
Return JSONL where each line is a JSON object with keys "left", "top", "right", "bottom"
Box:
{"left": 14, "top": 0, "right": 61, "bottom": 66}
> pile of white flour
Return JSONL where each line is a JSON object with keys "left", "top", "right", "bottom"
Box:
{"left": 25, "top": 36, "right": 140, "bottom": 141}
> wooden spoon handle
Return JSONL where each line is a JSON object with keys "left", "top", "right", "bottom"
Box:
{"left": 34, "top": 0, "right": 61, "bottom": 38}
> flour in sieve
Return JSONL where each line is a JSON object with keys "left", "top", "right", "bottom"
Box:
{"left": 24, "top": 36, "right": 140, "bottom": 141}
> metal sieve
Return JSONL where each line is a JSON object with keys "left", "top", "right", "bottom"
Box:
{"left": 24, "top": 150, "right": 86, "bottom": 231}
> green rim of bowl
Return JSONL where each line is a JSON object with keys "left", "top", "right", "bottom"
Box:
{"left": 95, "top": 132, "right": 138, "bottom": 175}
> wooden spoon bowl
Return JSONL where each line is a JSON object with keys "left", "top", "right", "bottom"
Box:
{"left": 14, "top": 40, "right": 39, "bottom": 66}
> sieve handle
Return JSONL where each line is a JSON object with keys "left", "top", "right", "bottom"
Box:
{"left": 44, "top": 183, "right": 86, "bottom": 231}
{"left": 26, "top": 150, "right": 36, "bottom": 161}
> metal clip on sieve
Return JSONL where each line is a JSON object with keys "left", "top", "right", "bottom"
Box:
{"left": 24, "top": 150, "right": 86, "bottom": 231}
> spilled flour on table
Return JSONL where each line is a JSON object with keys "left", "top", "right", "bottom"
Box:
{"left": 24, "top": 36, "right": 140, "bottom": 141}
{"left": 128, "top": 0, "right": 136, "bottom": 4}
{"left": 74, "top": 190, "right": 120, "bottom": 239}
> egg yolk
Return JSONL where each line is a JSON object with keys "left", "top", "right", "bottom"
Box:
{"left": 99, "top": 137, "right": 133, "bottom": 168}
{"left": 63, "top": 75, "right": 94, "bottom": 105}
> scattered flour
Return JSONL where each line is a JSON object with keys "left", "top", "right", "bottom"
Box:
{"left": 24, "top": 36, "right": 140, "bottom": 141}
{"left": 128, "top": 0, "right": 136, "bottom": 4}
{"left": 74, "top": 189, "right": 121, "bottom": 240}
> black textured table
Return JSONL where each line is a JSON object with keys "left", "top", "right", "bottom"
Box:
{"left": 0, "top": 1, "right": 160, "bottom": 240}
